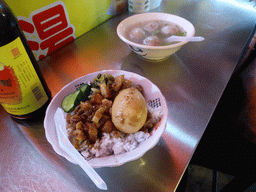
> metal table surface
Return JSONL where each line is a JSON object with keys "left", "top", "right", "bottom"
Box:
{"left": 1, "top": 1, "right": 256, "bottom": 191}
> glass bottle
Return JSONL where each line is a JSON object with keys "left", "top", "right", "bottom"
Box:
{"left": 0, "top": 0, "right": 51, "bottom": 121}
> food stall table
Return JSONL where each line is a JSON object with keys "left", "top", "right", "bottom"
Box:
{"left": 1, "top": 0, "right": 256, "bottom": 191}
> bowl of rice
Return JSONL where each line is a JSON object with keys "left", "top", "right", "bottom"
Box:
{"left": 44, "top": 70, "right": 168, "bottom": 168}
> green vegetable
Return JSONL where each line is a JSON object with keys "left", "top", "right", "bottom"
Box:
{"left": 92, "top": 74, "right": 114, "bottom": 87}
{"left": 152, "top": 29, "right": 161, "bottom": 36}
{"left": 61, "top": 83, "right": 91, "bottom": 113}
{"left": 61, "top": 90, "right": 82, "bottom": 113}
{"left": 80, "top": 83, "right": 91, "bottom": 101}
{"left": 177, "top": 31, "right": 187, "bottom": 36}
{"left": 61, "top": 73, "right": 115, "bottom": 113}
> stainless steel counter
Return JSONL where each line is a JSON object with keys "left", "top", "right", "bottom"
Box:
{"left": 1, "top": 1, "right": 256, "bottom": 191}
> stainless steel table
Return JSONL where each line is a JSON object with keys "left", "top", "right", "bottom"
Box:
{"left": 1, "top": 1, "right": 256, "bottom": 191}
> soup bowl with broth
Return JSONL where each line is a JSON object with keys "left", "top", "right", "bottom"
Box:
{"left": 117, "top": 13, "right": 195, "bottom": 62}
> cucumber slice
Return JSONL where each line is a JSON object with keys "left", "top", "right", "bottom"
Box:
{"left": 61, "top": 83, "right": 91, "bottom": 113}
{"left": 80, "top": 83, "right": 91, "bottom": 101}
{"left": 61, "top": 90, "right": 83, "bottom": 113}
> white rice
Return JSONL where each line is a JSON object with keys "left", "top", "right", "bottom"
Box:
{"left": 79, "top": 131, "right": 150, "bottom": 159}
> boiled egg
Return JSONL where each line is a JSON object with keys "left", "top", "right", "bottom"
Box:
{"left": 112, "top": 87, "right": 148, "bottom": 134}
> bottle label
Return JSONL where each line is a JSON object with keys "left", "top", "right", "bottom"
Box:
{"left": 0, "top": 37, "right": 49, "bottom": 115}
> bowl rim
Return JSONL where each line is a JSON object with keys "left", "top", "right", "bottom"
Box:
{"left": 117, "top": 12, "right": 196, "bottom": 50}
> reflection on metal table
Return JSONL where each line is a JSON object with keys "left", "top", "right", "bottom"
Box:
{"left": 1, "top": 0, "right": 256, "bottom": 191}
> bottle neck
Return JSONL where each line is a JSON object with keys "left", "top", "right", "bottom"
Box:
{"left": 0, "top": 1, "right": 20, "bottom": 46}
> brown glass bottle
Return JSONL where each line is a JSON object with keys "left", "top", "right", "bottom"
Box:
{"left": 0, "top": 0, "right": 51, "bottom": 121}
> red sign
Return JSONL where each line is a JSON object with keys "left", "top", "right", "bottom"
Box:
{"left": 17, "top": 2, "right": 76, "bottom": 60}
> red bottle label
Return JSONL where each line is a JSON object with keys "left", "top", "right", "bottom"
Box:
{"left": 0, "top": 65, "right": 22, "bottom": 105}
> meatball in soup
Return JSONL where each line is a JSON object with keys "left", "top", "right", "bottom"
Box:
{"left": 125, "top": 20, "right": 186, "bottom": 46}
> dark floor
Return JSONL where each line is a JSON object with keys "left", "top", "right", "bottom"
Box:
{"left": 184, "top": 165, "right": 256, "bottom": 192}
